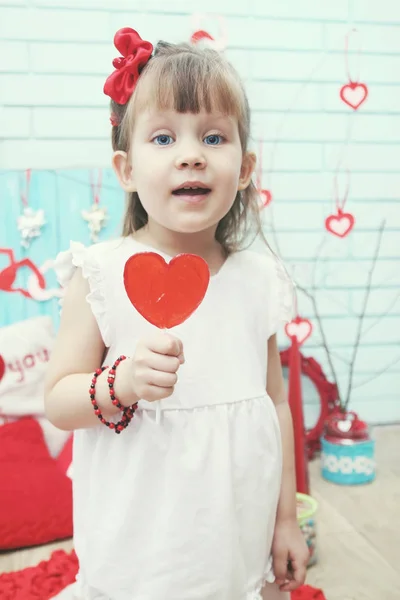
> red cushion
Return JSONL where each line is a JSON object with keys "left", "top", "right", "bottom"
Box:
{"left": 0, "top": 418, "right": 72, "bottom": 550}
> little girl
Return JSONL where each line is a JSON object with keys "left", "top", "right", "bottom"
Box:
{"left": 46, "top": 27, "right": 309, "bottom": 600}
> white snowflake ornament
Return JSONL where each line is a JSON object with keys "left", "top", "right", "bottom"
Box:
{"left": 81, "top": 203, "right": 108, "bottom": 243}
{"left": 17, "top": 207, "right": 46, "bottom": 249}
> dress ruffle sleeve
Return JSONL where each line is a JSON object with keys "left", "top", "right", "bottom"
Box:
{"left": 54, "top": 241, "right": 111, "bottom": 347}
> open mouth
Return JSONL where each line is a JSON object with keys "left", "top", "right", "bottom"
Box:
{"left": 172, "top": 185, "right": 211, "bottom": 197}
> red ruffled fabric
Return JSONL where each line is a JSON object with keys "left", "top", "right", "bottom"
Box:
{"left": 103, "top": 27, "right": 153, "bottom": 104}
{"left": 0, "top": 549, "right": 326, "bottom": 600}
{"left": 0, "top": 550, "right": 78, "bottom": 600}
{"left": 292, "top": 584, "right": 326, "bottom": 599}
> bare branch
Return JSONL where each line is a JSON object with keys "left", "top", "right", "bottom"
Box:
{"left": 296, "top": 237, "right": 343, "bottom": 398}
{"left": 317, "top": 288, "right": 351, "bottom": 312}
{"left": 266, "top": 205, "right": 282, "bottom": 258}
{"left": 329, "top": 350, "right": 352, "bottom": 366}
{"left": 266, "top": 216, "right": 343, "bottom": 399}
{"left": 296, "top": 281, "right": 342, "bottom": 400}
{"left": 344, "top": 220, "right": 386, "bottom": 411}
{"left": 360, "top": 290, "right": 400, "bottom": 338}
{"left": 311, "top": 238, "right": 327, "bottom": 292}
{"left": 352, "top": 354, "right": 400, "bottom": 390}
{"left": 375, "top": 268, "right": 400, "bottom": 288}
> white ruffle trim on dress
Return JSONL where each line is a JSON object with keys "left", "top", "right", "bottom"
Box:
{"left": 246, "top": 557, "right": 275, "bottom": 599}
{"left": 54, "top": 241, "right": 111, "bottom": 347}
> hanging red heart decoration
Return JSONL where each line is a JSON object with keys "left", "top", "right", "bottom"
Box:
{"left": 0, "top": 355, "right": 5, "bottom": 383}
{"left": 259, "top": 189, "right": 272, "bottom": 209}
{"left": 340, "top": 82, "right": 368, "bottom": 110}
{"left": 190, "top": 14, "right": 227, "bottom": 51}
{"left": 124, "top": 252, "right": 210, "bottom": 329}
{"left": 285, "top": 316, "right": 313, "bottom": 346}
{"left": 191, "top": 30, "right": 215, "bottom": 44}
{"left": 325, "top": 209, "right": 355, "bottom": 238}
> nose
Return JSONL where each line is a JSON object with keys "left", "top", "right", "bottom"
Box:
{"left": 175, "top": 143, "right": 206, "bottom": 170}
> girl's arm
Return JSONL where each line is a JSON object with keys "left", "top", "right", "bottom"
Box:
{"left": 266, "top": 334, "right": 297, "bottom": 522}
{"left": 266, "top": 334, "right": 309, "bottom": 592}
{"left": 44, "top": 269, "right": 138, "bottom": 431}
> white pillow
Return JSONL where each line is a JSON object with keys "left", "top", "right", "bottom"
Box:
{"left": 0, "top": 316, "right": 55, "bottom": 417}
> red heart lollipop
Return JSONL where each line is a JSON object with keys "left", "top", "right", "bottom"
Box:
{"left": 124, "top": 252, "right": 210, "bottom": 329}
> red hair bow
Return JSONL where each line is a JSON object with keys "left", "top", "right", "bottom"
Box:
{"left": 104, "top": 27, "right": 153, "bottom": 105}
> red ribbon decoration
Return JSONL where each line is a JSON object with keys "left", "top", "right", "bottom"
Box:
{"left": 103, "top": 28, "right": 153, "bottom": 105}
{"left": 89, "top": 169, "right": 102, "bottom": 206}
{"left": 287, "top": 335, "right": 310, "bottom": 494}
{"left": 20, "top": 169, "right": 31, "bottom": 208}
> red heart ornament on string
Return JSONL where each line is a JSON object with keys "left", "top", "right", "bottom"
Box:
{"left": 325, "top": 210, "right": 355, "bottom": 238}
{"left": 0, "top": 355, "right": 5, "bottom": 383}
{"left": 124, "top": 252, "right": 210, "bottom": 329}
{"left": 285, "top": 316, "right": 313, "bottom": 346}
{"left": 340, "top": 82, "right": 368, "bottom": 110}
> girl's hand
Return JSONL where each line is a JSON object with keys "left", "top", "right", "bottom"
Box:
{"left": 271, "top": 518, "right": 309, "bottom": 592}
{"left": 130, "top": 331, "right": 184, "bottom": 402}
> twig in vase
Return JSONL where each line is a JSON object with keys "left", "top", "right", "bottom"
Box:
{"left": 305, "top": 236, "right": 343, "bottom": 401}
{"left": 329, "top": 349, "right": 352, "bottom": 366}
{"left": 295, "top": 281, "right": 342, "bottom": 403}
{"left": 359, "top": 289, "right": 400, "bottom": 339}
{"left": 311, "top": 238, "right": 327, "bottom": 293}
{"left": 352, "top": 353, "right": 400, "bottom": 391}
{"left": 267, "top": 218, "right": 343, "bottom": 401}
{"left": 344, "top": 220, "right": 386, "bottom": 412}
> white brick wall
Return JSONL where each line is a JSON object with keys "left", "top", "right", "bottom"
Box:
{"left": 2, "top": 1, "right": 399, "bottom": 169}
{"left": 0, "top": 0, "right": 399, "bottom": 422}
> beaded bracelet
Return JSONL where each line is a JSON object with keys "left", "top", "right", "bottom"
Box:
{"left": 108, "top": 355, "right": 138, "bottom": 425}
{"left": 89, "top": 356, "right": 137, "bottom": 434}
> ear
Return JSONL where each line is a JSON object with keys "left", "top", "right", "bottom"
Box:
{"left": 238, "top": 152, "right": 256, "bottom": 191}
{"left": 112, "top": 151, "right": 136, "bottom": 192}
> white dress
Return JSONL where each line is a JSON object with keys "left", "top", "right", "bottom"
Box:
{"left": 54, "top": 237, "right": 294, "bottom": 600}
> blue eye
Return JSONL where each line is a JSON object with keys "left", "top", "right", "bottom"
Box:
{"left": 204, "top": 134, "right": 223, "bottom": 145}
{"left": 153, "top": 134, "right": 173, "bottom": 146}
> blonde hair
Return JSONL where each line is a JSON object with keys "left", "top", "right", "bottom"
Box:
{"left": 110, "top": 40, "right": 263, "bottom": 254}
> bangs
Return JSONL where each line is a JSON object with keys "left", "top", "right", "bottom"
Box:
{"left": 130, "top": 47, "right": 248, "bottom": 139}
